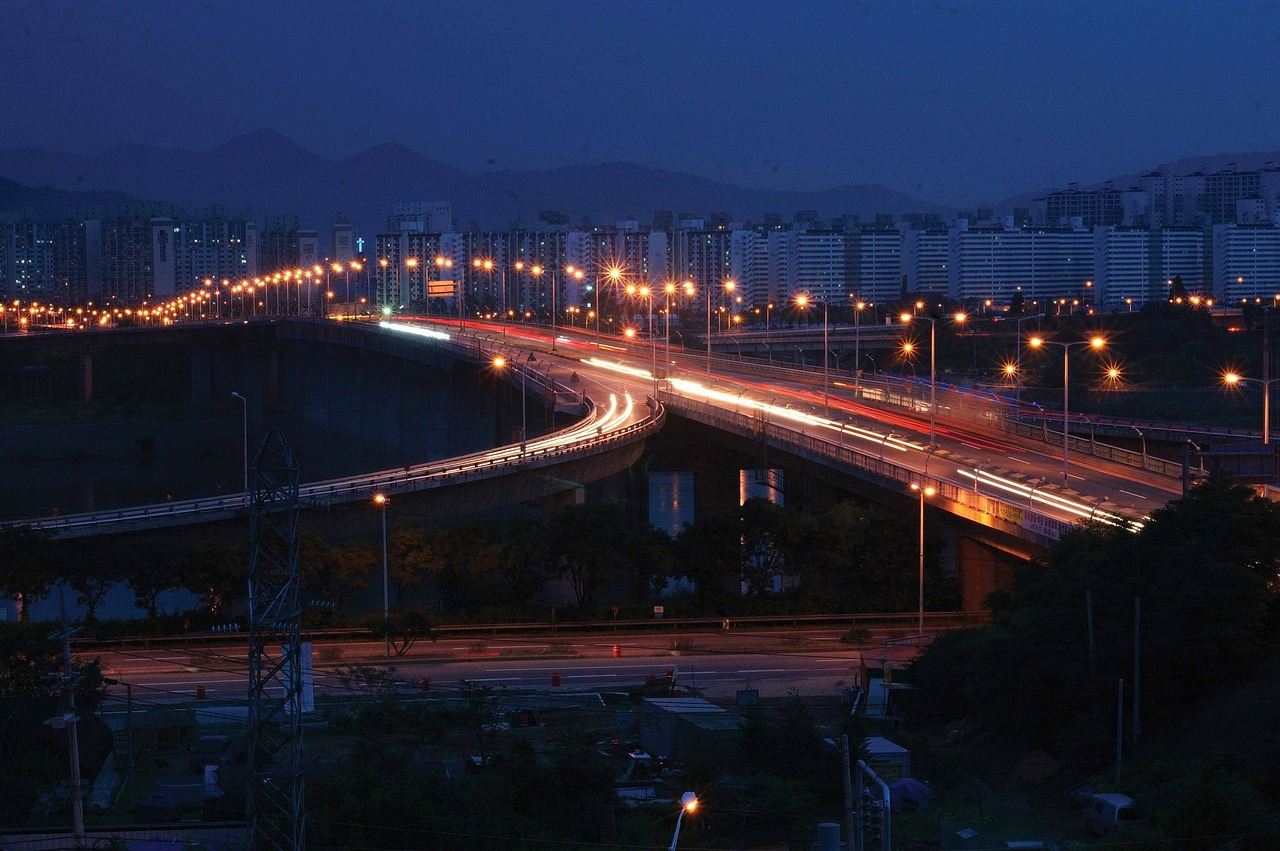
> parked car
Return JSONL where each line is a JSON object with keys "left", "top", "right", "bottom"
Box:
{"left": 1083, "top": 792, "right": 1144, "bottom": 835}
{"left": 188, "top": 734, "right": 234, "bottom": 774}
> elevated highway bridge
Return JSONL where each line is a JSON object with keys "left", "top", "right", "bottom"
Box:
{"left": 1, "top": 317, "right": 1219, "bottom": 597}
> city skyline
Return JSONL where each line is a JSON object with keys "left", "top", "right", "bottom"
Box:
{"left": 5, "top": 0, "right": 1280, "bottom": 206}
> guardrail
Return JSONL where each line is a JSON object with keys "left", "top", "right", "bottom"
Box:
{"left": 17, "top": 403, "right": 663, "bottom": 536}
{"left": 660, "top": 389, "right": 1143, "bottom": 545}
{"left": 72, "top": 610, "right": 992, "bottom": 650}
{"left": 691, "top": 351, "right": 1222, "bottom": 480}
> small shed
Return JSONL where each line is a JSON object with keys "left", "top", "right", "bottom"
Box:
{"left": 865, "top": 736, "right": 910, "bottom": 780}
{"left": 639, "top": 698, "right": 745, "bottom": 764}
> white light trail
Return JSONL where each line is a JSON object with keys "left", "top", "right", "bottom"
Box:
{"left": 379, "top": 320, "right": 450, "bottom": 342}
{"left": 956, "top": 467, "right": 1145, "bottom": 531}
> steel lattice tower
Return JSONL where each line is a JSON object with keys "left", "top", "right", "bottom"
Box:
{"left": 246, "top": 431, "right": 304, "bottom": 851}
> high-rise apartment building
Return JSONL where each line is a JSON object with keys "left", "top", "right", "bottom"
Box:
{"left": 1212, "top": 224, "right": 1280, "bottom": 303}
{"left": 949, "top": 223, "right": 1094, "bottom": 305}
{"left": 849, "top": 227, "right": 902, "bottom": 304}
{"left": 903, "top": 227, "right": 949, "bottom": 298}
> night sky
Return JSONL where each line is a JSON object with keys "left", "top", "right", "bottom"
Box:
{"left": 5, "top": 0, "right": 1280, "bottom": 205}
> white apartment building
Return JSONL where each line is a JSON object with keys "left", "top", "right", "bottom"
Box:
{"left": 1093, "top": 227, "right": 1151, "bottom": 309}
{"left": 903, "top": 228, "right": 949, "bottom": 298}
{"left": 788, "top": 229, "right": 845, "bottom": 305}
{"left": 1212, "top": 224, "right": 1280, "bottom": 304}
{"left": 851, "top": 228, "right": 902, "bottom": 304}
{"left": 948, "top": 223, "right": 1094, "bottom": 305}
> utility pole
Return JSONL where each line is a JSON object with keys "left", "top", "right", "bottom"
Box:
{"left": 247, "top": 431, "right": 304, "bottom": 851}
{"left": 50, "top": 587, "right": 86, "bottom": 848}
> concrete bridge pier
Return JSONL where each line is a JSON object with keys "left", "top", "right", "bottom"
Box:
{"left": 541, "top": 485, "right": 585, "bottom": 515}
{"left": 78, "top": 351, "right": 93, "bottom": 403}
{"left": 190, "top": 345, "right": 211, "bottom": 408}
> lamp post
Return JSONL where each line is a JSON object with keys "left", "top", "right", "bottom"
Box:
{"left": 796, "top": 294, "right": 830, "bottom": 414}
{"left": 900, "top": 311, "right": 965, "bottom": 449}
{"left": 1131, "top": 425, "right": 1147, "bottom": 470}
{"left": 663, "top": 282, "right": 676, "bottom": 378}
{"left": 706, "top": 280, "right": 735, "bottom": 375}
{"left": 668, "top": 791, "right": 698, "bottom": 851}
{"left": 1014, "top": 312, "right": 1045, "bottom": 402}
{"left": 910, "top": 483, "right": 936, "bottom": 634}
{"left": 602, "top": 266, "right": 623, "bottom": 347}
{"left": 230, "top": 392, "right": 247, "bottom": 495}
{"left": 495, "top": 353, "right": 536, "bottom": 452}
{"left": 373, "top": 493, "right": 389, "bottom": 658}
{"left": 1223, "top": 371, "right": 1279, "bottom": 445}
{"left": 853, "top": 298, "right": 868, "bottom": 398}
{"left": 1029, "top": 335, "right": 1106, "bottom": 485}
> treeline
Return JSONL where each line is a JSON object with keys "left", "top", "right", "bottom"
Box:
{"left": 903, "top": 473, "right": 1280, "bottom": 845}
{"left": 0, "top": 496, "right": 957, "bottom": 632}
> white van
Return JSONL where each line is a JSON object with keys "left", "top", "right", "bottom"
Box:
{"left": 1083, "top": 792, "right": 1144, "bottom": 834}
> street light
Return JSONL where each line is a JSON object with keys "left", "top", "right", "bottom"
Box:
{"left": 1014, "top": 313, "right": 1045, "bottom": 402}
{"left": 852, "top": 298, "right": 869, "bottom": 398}
{"left": 910, "top": 482, "right": 936, "bottom": 634}
{"left": 373, "top": 493, "right": 390, "bottom": 658}
{"left": 669, "top": 791, "right": 698, "bottom": 851}
{"left": 495, "top": 353, "right": 536, "bottom": 452}
{"left": 1223, "top": 371, "right": 1279, "bottom": 445}
{"left": 707, "top": 280, "right": 735, "bottom": 375}
{"left": 796, "top": 294, "right": 830, "bottom": 414}
{"left": 1029, "top": 335, "right": 1106, "bottom": 485}
{"left": 602, "top": 266, "right": 623, "bottom": 347}
{"left": 1131, "top": 425, "right": 1147, "bottom": 470}
{"left": 899, "top": 311, "right": 966, "bottom": 448}
{"left": 230, "top": 392, "right": 247, "bottom": 495}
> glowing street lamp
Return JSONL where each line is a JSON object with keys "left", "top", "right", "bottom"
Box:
{"left": 796, "top": 293, "right": 830, "bottom": 413}
{"left": 668, "top": 791, "right": 699, "bottom": 851}
{"left": 705, "top": 280, "right": 735, "bottom": 375}
{"left": 852, "top": 298, "right": 869, "bottom": 397}
{"left": 910, "top": 482, "right": 936, "bottom": 634}
{"left": 1029, "top": 335, "right": 1106, "bottom": 484}
{"left": 899, "top": 310, "right": 967, "bottom": 448}
{"left": 1224, "top": 370, "right": 1279, "bottom": 445}
{"left": 373, "top": 494, "right": 390, "bottom": 658}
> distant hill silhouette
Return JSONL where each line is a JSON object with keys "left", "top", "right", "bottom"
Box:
{"left": 0, "top": 177, "right": 142, "bottom": 220}
{"left": 8, "top": 132, "right": 1280, "bottom": 239}
{"left": 0, "top": 130, "right": 953, "bottom": 238}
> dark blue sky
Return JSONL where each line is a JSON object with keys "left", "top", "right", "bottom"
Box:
{"left": 5, "top": 0, "right": 1280, "bottom": 206}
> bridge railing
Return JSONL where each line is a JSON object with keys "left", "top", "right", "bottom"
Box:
{"left": 660, "top": 389, "right": 1147, "bottom": 544}
{"left": 686, "top": 352, "right": 1201, "bottom": 481}
{"left": 16, "top": 397, "right": 664, "bottom": 536}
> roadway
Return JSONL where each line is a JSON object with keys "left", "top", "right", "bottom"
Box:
{"left": 93, "top": 627, "right": 919, "bottom": 706}
{"left": 16, "top": 314, "right": 1182, "bottom": 539}
{"left": 435, "top": 318, "right": 1181, "bottom": 533}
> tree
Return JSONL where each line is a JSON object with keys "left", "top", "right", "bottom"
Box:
{"left": 58, "top": 538, "right": 123, "bottom": 625}
{"left": 673, "top": 498, "right": 812, "bottom": 602}
{"left": 907, "top": 474, "right": 1280, "bottom": 753}
{"left": 424, "top": 522, "right": 504, "bottom": 613}
{"left": 538, "top": 502, "right": 663, "bottom": 609}
{"left": 124, "top": 539, "right": 185, "bottom": 621}
{"left": 366, "top": 610, "right": 435, "bottom": 657}
{"left": 0, "top": 526, "right": 54, "bottom": 622}
{"left": 387, "top": 518, "right": 430, "bottom": 605}
{"left": 300, "top": 532, "right": 370, "bottom": 608}
{"left": 181, "top": 541, "right": 246, "bottom": 617}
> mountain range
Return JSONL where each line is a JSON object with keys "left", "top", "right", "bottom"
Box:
{"left": 0, "top": 129, "right": 953, "bottom": 239}
{"left": 2, "top": 130, "right": 1279, "bottom": 243}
